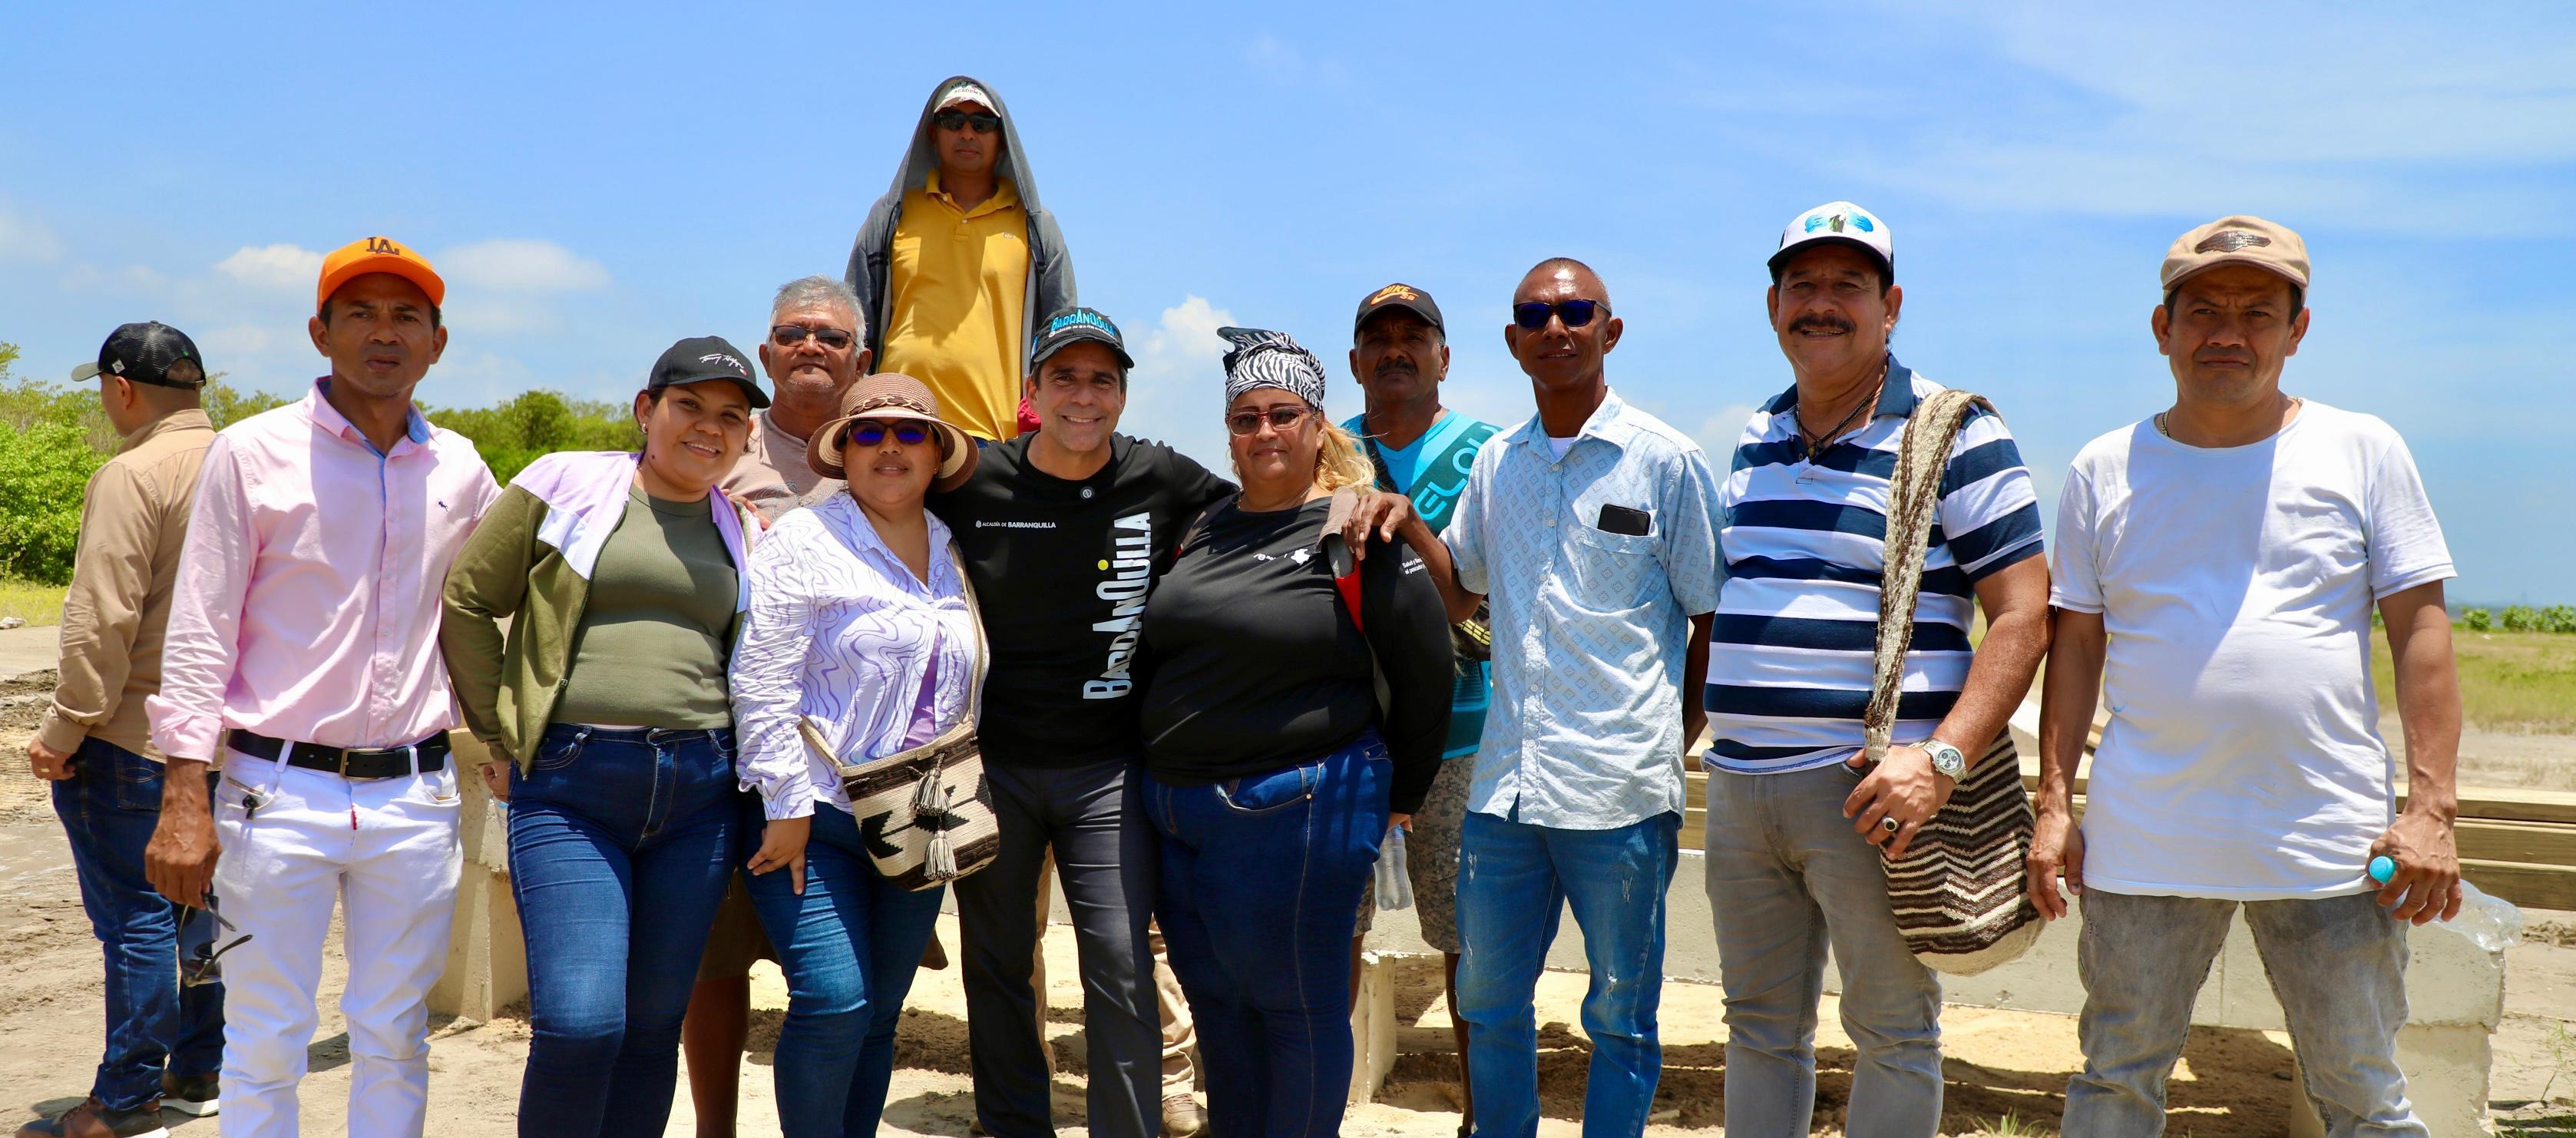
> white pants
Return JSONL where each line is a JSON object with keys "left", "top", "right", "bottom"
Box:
{"left": 211, "top": 751, "right": 462, "bottom": 1138}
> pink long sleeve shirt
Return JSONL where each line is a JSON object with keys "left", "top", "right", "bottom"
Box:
{"left": 147, "top": 380, "right": 501, "bottom": 763}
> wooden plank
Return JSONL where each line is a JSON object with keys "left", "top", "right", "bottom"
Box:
{"left": 2007, "top": 758, "right": 2576, "bottom": 827}
{"left": 2462, "top": 859, "right": 2576, "bottom": 912}
{"left": 2459, "top": 819, "right": 2576, "bottom": 867}
{"left": 2445, "top": 787, "right": 2576, "bottom": 827}
{"left": 1687, "top": 792, "right": 2576, "bottom": 875}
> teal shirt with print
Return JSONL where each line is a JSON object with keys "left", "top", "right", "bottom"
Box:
{"left": 1344, "top": 408, "right": 1500, "bottom": 759}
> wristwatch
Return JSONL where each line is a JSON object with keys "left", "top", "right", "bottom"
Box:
{"left": 1923, "top": 739, "right": 1967, "bottom": 780}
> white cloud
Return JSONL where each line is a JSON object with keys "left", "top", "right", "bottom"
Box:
{"left": 1728, "top": 3, "right": 2576, "bottom": 235}
{"left": 1245, "top": 31, "right": 1348, "bottom": 88}
{"left": 215, "top": 243, "right": 326, "bottom": 290}
{"left": 1695, "top": 404, "right": 1759, "bottom": 459}
{"left": 424, "top": 349, "right": 541, "bottom": 408}
{"left": 439, "top": 296, "right": 563, "bottom": 336}
{"left": 59, "top": 263, "right": 170, "bottom": 294}
{"left": 0, "top": 207, "right": 64, "bottom": 263}
{"left": 437, "top": 239, "right": 610, "bottom": 293}
{"left": 197, "top": 325, "right": 275, "bottom": 358}
{"left": 1116, "top": 295, "right": 1238, "bottom": 471}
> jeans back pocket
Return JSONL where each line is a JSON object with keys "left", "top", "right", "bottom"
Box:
{"left": 110, "top": 744, "right": 167, "bottom": 812}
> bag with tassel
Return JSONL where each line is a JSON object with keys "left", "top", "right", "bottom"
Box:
{"left": 795, "top": 551, "right": 1000, "bottom": 891}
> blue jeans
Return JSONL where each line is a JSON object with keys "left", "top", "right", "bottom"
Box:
{"left": 1143, "top": 731, "right": 1391, "bottom": 1138}
{"left": 1457, "top": 806, "right": 1680, "bottom": 1138}
{"left": 744, "top": 802, "right": 948, "bottom": 1138}
{"left": 507, "top": 725, "right": 741, "bottom": 1137}
{"left": 54, "top": 737, "right": 225, "bottom": 1113}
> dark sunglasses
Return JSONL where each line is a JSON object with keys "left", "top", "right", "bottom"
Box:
{"left": 771, "top": 325, "right": 856, "bottom": 350}
{"left": 1512, "top": 299, "right": 1610, "bottom": 331}
{"left": 184, "top": 902, "right": 251, "bottom": 988}
{"left": 932, "top": 110, "right": 1001, "bottom": 134}
{"left": 1224, "top": 406, "right": 1314, "bottom": 436}
{"left": 847, "top": 420, "right": 933, "bottom": 448}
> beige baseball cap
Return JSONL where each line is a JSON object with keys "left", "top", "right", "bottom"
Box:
{"left": 2161, "top": 215, "right": 2310, "bottom": 292}
{"left": 936, "top": 81, "right": 996, "bottom": 113}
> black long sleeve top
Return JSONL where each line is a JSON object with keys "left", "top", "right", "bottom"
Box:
{"left": 1137, "top": 495, "right": 1453, "bottom": 813}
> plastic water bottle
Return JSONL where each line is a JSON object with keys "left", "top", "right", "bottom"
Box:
{"left": 2369, "top": 855, "right": 2523, "bottom": 951}
{"left": 1376, "top": 826, "right": 1414, "bottom": 911}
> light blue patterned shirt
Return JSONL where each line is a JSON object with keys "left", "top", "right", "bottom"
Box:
{"left": 1445, "top": 390, "right": 1724, "bottom": 830}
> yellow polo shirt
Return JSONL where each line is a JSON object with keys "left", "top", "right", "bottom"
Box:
{"left": 881, "top": 171, "right": 1030, "bottom": 441}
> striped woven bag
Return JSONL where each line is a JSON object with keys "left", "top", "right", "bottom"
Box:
{"left": 794, "top": 549, "right": 1002, "bottom": 892}
{"left": 1864, "top": 388, "right": 2043, "bottom": 976}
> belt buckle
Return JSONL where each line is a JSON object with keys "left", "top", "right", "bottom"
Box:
{"left": 341, "top": 744, "right": 412, "bottom": 779}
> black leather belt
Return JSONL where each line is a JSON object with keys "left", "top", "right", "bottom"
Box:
{"left": 227, "top": 729, "right": 451, "bottom": 779}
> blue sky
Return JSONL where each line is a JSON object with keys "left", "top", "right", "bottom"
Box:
{"left": 5, "top": 3, "right": 2570, "bottom": 600}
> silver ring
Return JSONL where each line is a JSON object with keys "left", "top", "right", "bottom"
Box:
{"left": 1881, "top": 816, "right": 1901, "bottom": 833}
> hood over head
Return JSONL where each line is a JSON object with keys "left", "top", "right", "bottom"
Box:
{"left": 888, "top": 74, "right": 1047, "bottom": 212}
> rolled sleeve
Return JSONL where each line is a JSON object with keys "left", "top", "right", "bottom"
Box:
{"left": 727, "top": 528, "right": 822, "bottom": 820}
{"left": 42, "top": 465, "right": 157, "bottom": 753}
{"left": 146, "top": 436, "right": 255, "bottom": 763}
{"left": 1659, "top": 447, "right": 1725, "bottom": 615}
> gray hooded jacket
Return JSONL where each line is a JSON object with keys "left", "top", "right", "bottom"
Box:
{"left": 842, "top": 75, "right": 1077, "bottom": 373}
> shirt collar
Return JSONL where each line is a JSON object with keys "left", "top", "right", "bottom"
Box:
{"left": 304, "top": 378, "right": 432, "bottom": 454}
{"left": 1508, "top": 388, "right": 1635, "bottom": 452}
{"left": 923, "top": 170, "right": 1023, "bottom": 220}
{"left": 1762, "top": 354, "right": 1918, "bottom": 420}
{"left": 116, "top": 408, "right": 213, "bottom": 454}
{"left": 829, "top": 495, "right": 959, "bottom": 594}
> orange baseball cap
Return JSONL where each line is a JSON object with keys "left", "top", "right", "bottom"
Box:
{"left": 316, "top": 236, "right": 445, "bottom": 312}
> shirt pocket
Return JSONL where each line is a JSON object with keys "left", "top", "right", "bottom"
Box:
{"left": 1564, "top": 524, "right": 1661, "bottom": 614}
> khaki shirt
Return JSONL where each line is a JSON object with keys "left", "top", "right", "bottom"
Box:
{"left": 40, "top": 409, "right": 215, "bottom": 760}
{"left": 719, "top": 409, "right": 843, "bottom": 525}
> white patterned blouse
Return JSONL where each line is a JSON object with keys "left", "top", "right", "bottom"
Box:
{"left": 729, "top": 493, "right": 978, "bottom": 820}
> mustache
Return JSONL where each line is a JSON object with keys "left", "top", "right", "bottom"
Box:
{"left": 1373, "top": 359, "right": 1418, "bottom": 378}
{"left": 1788, "top": 313, "right": 1856, "bottom": 336}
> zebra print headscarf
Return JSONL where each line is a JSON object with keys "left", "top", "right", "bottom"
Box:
{"left": 1219, "top": 326, "right": 1328, "bottom": 410}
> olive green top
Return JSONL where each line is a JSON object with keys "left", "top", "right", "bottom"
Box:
{"left": 551, "top": 486, "right": 739, "bottom": 729}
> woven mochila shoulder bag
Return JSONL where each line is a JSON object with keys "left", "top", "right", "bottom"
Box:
{"left": 1864, "top": 388, "right": 2043, "bottom": 976}
{"left": 795, "top": 548, "right": 1000, "bottom": 892}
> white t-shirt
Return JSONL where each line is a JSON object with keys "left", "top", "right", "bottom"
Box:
{"left": 2049, "top": 402, "right": 2454, "bottom": 900}
{"left": 1547, "top": 435, "right": 1578, "bottom": 460}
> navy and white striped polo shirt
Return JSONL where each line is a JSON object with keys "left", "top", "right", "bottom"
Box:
{"left": 1705, "top": 358, "right": 2043, "bottom": 775}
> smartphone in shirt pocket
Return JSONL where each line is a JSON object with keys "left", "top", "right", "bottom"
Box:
{"left": 1596, "top": 504, "right": 1652, "bottom": 537}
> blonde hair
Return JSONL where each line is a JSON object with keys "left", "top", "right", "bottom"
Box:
{"left": 1226, "top": 413, "right": 1377, "bottom": 495}
{"left": 1314, "top": 420, "right": 1375, "bottom": 494}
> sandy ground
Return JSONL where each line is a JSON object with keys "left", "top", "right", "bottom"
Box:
{"left": 3, "top": 667, "right": 2574, "bottom": 1135}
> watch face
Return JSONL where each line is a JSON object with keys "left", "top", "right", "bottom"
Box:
{"left": 1928, "top": 743, "right": 1966, "bottom": 776}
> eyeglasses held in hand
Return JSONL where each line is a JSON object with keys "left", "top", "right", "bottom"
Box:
{"left": 1225, "top": 407, "right": 1313, "bottom": 436}
{"left": 771, "top": 325, "right": 856, "bottom": 350}
{"left": 184, "top": 902, "right": 251, "bottom": 988}
{"left": 848, "top": 421, "right": 932, "bottom": 448}
{"left": 1512, "top": 299, "right": 1610, "bottom": 331}
{"left": 933, "top": 111, "right": 1001, "bottom": 134}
